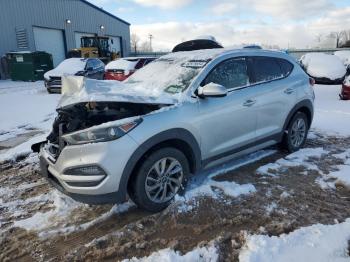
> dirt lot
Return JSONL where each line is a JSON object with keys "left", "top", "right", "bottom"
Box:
{"left": 1, "top": 132, "right": 350, "bottom": 261}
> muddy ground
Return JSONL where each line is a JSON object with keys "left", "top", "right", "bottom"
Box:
{"left": 1, "top": 133, "right": 350, "bottom": 261}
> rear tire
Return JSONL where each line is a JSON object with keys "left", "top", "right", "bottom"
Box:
{"left": 282, "top": 112, "right": 309, "bottom": 153}
{"left": 129, "top": 147, "right": 189, "bottom": 212}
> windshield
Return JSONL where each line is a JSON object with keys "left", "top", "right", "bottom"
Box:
{"left": 125, "top": 56, "right": 210, "bottom": 94}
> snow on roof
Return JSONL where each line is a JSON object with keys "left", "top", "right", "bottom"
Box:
{"left": 44, "top": 58, "right": 87, "bottom": 78}
{"left": 105, "top": 58, "right": 139, "bottom": 71}
{"left": 300, "top": 53, "right": 346, "bottom": 80}
{"left": 334, "top": 50, "right": 350, "bottom": 66}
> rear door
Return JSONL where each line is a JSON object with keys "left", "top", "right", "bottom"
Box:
{"left": 197, "top": 57, "right": 257, "bottom": 161}
{"left": 248, "top": 56, "right": 296, "bottom": 140}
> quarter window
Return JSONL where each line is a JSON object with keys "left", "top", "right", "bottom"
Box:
{"left": 204, "top": 58, "right": 249, "bottom": 89}
{"left": 250, "top": 57, "right": 283, "bottom": 83}
{"left": 277, "top": 58, "right": 293, "bottom": 76}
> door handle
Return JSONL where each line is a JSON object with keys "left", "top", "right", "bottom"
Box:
{"left": 243, "top": 99, "right": 256, "bottom": 107}
{"left": 284, "top": 88, "right": 294, "bottom": 94}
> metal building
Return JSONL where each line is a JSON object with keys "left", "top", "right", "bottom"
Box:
{"left": 0, "top": 0, "right": 130, "bottom": 67}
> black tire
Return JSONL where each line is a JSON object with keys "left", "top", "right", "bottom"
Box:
{"left": 282, "top": 112, "right": 309, "bottom": 153}
{"left": 129, "top": 147, "right": 189, "bottom": 212}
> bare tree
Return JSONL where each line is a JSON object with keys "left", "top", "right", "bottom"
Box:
{"left": 315, "top": 33, "right": 323, "bottom": 43}
{"left": 139, "top": 41, "right": 152, "bottom": 52}
{"left": 130, "top": 33, "right": 140, "bottom": 53}
{"left": 328, "top": 31, "right": 346, "bottom": 48}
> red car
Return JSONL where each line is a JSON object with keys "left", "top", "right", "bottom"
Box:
{"left": 340, "top": 76, "right": 350, "bottom": 100}
{"left": 104, "top": 57, "right": 156, "bottom": 81}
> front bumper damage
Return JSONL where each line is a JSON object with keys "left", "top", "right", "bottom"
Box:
{"left": 37, "top": 132, "right": 140, "bottom": 205}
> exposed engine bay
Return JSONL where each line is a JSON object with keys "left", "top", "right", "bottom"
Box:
{"left": 32, "top": 101, "right": 166, "bottom": 154}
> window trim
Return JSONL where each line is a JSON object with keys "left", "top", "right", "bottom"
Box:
{"left": 200, "top": 56, "right": 252, "bottom": 93}
{"left": 247, "top": 56, "right": 294, "bottom": 86}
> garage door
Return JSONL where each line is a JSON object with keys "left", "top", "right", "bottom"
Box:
{"left": 33, "top": 27, "right": 66, "bottom": 67}
{"left": 75, "top": 32, "right": 95, "bottom": 48}
{"left": 108, "top": 36, "right": 122, "bottom": 55}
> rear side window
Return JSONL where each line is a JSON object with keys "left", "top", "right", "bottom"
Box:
{"left": 250, "top": 57, "right": 283, "bottom": 83}
{"left": 204, "top": 58, "right": 249, "bottom": 89}
{"left": 277, "top": 58, "right": 293, "bottom": 76}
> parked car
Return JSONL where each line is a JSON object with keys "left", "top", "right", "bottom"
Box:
{"left": 340, "top": 76, "right": 350, "bottom": 100}
{"left": 104, "top": 57, "right": 156, "bottom": 81}
{"left": 334, "top": 50, "right": 350, "bottom": 75}
{"left": 44, "top": 58, "right": 105, "bottom": 93}
{"left": 299, "top": 53, "right": 346, "bottom": 84}
{"left": 35, "top": 48, "right": 314, "bottom": 212}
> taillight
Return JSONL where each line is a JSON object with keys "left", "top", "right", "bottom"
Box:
{"left": 309, "top": 77, "right": 315, "bottom": 86}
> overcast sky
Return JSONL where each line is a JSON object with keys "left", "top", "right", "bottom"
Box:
{"left": 88, "top": 0, "right": 350, "bottom": 51}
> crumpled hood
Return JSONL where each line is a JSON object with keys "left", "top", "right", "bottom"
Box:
{"left": 57, "top": 76, "right": 180, "bottom": 108}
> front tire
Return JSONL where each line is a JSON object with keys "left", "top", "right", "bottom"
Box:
{"left": 130, "top": 147, "right": 189, "bottom": 212}
{"left": 282, "top": 112, "right": 309, "bottom": 153}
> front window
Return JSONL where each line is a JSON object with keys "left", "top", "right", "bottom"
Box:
{"left": 125, "top": 57, "right": 210, "bottom": 94}
{"left": 203, "top": 58, "right": 249, "bottom": 89}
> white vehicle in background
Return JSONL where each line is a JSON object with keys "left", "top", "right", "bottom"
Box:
{"left": 334, "top": 50, "right": 350, "bottom": 75}
{"left": 44, "top": 58, "right": 105, "bottom": 93}
{"left": 300, "top": 53, "right": 346, "bottom": 84}
{"left": 104, "top": 57, "right": 156, "bottom": 81}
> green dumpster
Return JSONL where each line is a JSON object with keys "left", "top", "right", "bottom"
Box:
{"left": 7, "top": 51, "right": 54, "bottom": 81}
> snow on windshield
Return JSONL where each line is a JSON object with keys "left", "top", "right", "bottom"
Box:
{"left": 125, "top": 49, "right": 224, "bottom": 94}
{"left": 300, "top": 53, "right": 346, "bottom": 80}
{"left": 105, "top": 58, "right": 138, "bottom": 71}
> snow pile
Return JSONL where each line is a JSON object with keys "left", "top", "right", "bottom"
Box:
{"left": 257, "top": 148, "right": 328, "bottom": 176}
{"left": 44, "top": 58, "right": 87, "bottom": 79}
{"left": 317, "top": 149, "right": 350, "bottom": 190}
{"left": 300, "top": 53, "right": 346, "bottom": 80}
{"left": 334, "top": 50, "right": 350, "bottom": 66}
{"left": 124, "top": 243, "right": 218, "bottom": 262}
{"left": 239, "top": 219, "right": 350, "bottom": 262}
{"left": 105, "top": 58, "right": 139, "bottom": 71}
{"left": 13, "top": 190, "right": 83, "bottom": 232}
{"left": 312, "top": 84, "right": 350, "bottom": 136}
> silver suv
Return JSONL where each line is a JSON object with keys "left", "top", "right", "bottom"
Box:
{"left": 37, "top": 49, "right": 314, "bottom": 212}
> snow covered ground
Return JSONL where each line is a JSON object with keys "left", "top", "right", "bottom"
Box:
{"left": 0, "top": 80, "right": 350, "bottom": 261}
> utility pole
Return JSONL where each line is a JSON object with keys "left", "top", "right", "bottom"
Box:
{"left": 149, "top": 34, "right": 153, "bottom": 52}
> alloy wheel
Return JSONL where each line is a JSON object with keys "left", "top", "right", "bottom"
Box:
{"left": 290, "top": 118, "right": 306, "bottom": 148}
{"left": 145, "top": 157, "right": 184, "bottom": 203}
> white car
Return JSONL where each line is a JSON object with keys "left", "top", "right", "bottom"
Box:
{"left": 44, "top": 58, "right": 105, "bottom": 93}
{"left": 300, "top": 53, "right": 346, "bottom": 84}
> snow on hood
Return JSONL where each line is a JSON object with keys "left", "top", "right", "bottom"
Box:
{"left": 105, "top": 58, "right": 138, "bottom": 71}
{"left": 300, "top": 53, "right": 346, "bottom": 80}
{"left": 57, "top": 49, "right": 227, "bottom": 108}
{"left": 44, "top": 58, "right": 87, "bottom": 79}
{"left": 334, "top": 50, "right": 350, "bottom": 66}
{"left": 57, "top": 76, "right": 180, "bottom": 108}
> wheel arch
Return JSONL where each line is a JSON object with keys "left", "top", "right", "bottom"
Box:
{"left": 118, "top": 128, "right": 202, "bottom": 201}
{"left": 283, "top": 100, "right": 314, "bottom": 131}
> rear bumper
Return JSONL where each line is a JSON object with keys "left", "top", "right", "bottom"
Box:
{"left": 313, "top": 76, "right": 344, "bottom": 85}
{"left": 340, "top": 86, "right": 350, "bottom": 100}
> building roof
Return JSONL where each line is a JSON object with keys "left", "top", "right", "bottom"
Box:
{"left": 80, "top": 0, "right": 130, "bottom": 26}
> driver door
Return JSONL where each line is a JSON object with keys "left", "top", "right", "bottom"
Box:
{"left": 196, "top": 57, "right": 257, "bottom": 162}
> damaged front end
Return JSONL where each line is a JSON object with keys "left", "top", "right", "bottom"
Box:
{"left": 32, "top": 101, "right": 164, "bottom": 158}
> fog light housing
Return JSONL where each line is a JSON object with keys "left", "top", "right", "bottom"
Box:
{"left": 64, "top": 165, "right": 106, "bottom": 176}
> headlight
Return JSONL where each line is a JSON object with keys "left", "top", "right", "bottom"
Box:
{"left": 62, "top": 118, "right": 142, "bottom": 145}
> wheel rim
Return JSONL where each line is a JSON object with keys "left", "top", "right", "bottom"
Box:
{"left": 145, "top": 157, "right": 184, "bottom": 203}
{"left": 290, "top": 118, "right": 306, "bottom": 148}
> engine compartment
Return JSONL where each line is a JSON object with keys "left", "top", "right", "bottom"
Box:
{"left": 46, "top": 101, "right": 164, "bottom": 145}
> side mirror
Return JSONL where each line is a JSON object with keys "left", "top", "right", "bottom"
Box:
{"left": 197, "top": 83, "right": 227, "bottom": 98}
